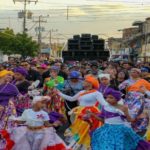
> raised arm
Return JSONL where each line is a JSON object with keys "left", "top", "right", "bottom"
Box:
{"left": 95, "top": 91, "right": 108, "bottom": 106}
{"left": 58, "top": 91, "right": 83, "bottom": 102}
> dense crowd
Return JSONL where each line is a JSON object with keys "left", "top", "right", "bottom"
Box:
{"left": 0, "top": 58, "right": 150, "bottom": 150}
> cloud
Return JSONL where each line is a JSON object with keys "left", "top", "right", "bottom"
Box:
{"left": 67, "top": 7, "right": 87, "bottom": 16}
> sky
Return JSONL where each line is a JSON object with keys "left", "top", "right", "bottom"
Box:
{"left": 1, "top": 0, "right": 150, "bottom": 43}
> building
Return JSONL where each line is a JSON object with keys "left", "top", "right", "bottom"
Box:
{"left": 122, "top": 27, "right": 139, "bottom": 40}
{"left": 119, "top": 17, "right": 150, "bottom": 62}
{"left": 108, "top": 37, "right": 122, "bottom": 55}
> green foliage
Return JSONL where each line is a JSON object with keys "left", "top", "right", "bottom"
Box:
{"left": 0, "top": 28, "right": 39, "bottom": 57}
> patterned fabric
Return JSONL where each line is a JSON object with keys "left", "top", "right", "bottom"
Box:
{"left": 3, "top": 126, "right": 69, "bottom": 150}
{"left": 13, "top": 94, "right": 32, "bottom": 115}
{"left": 119, "top": 79, "right": 149, "bottom": 133}
{"left": 91, "top": 124, "right": 143, "bottom": 150}
{"left": 64, "top": 106, "right": 102, "bottom": 149}
{"left": 46, "top": 89, "right": 65, "bottom": 115}
{"left": 0, "top": 99, "right": 17, "bottom": 149}
{"left": 124, "top": 92, "right": 149, "bottom": 133}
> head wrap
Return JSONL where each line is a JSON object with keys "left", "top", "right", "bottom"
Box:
{"left": 69, "top": 71, "right": 80, "bottom": 79}
{"left": 107, "top": 90, "right": 122, "bottom": 101}
{"left": 32, "top": 96, "right": 49, "bottom": 105}
{"left": 0, "top": 70, "right": 14, "bottom": 78}
{"left": 98, "top": 74, "right": 110, "bottom": 80}
{"left": 13, "top": 67, "right": 28, "bottom": 77}
{"left": 85, "top": 75, "right": 99, "bottom": 89}
{"left": 131, "top": 68, "right": 141, "bottom": 74}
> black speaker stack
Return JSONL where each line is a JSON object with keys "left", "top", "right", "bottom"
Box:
{"left": 62, "top": 34, "right": 109, "bottom": 61}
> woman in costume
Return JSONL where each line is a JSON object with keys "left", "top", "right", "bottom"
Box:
{"left": 3, "top": 96, "right": 70, "bottom": 150}
{"left": 13, "top": 67, "right": 30, "bottom": 95}
{"left": 13, "top": 67, "right": 31, "bottom": 115}
{"left": 119, "top": 68, "right": 150, "bottom": 136}
{"left": 0, "top": 70, "right": 19, "bottom": 149}
{"left": 43, "top": 66, "right": 66, "bottom": 123}
{"left": 90, "top": 89, "right": 150, "bottom": 150}
{"left": 58, "top": 75, "right": 108, "bottom": 150}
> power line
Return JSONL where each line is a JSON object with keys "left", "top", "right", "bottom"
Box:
{"left": 33, "top": 15, "right": 48, "bottom": 49}
{"left": 13, "top": 0, "right": 38, "bottom": 33}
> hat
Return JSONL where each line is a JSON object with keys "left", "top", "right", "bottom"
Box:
{"left": 13, "top": 67, "right": 28, "bottom": 77}
{"left": 69, "top": 71, "right": 80, "bottom": 79}
{"left": 141, "top": 67, "right": 150, "bottom": 73}
{"left": 0, "top": 70, "right": 14, "bottom": 78}
{"left": 98, "top": 74, "right": 110, "bottom": 80}
{"left": 107, "top": 90, "right": 122, "bottom": 101}
{"left": 32, "top": 96, "right": 49, "bottom": 105}
{"left": 85, "top": 75, "right": 99, "bottom": 89}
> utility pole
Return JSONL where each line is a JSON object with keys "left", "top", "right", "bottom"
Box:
{"left": 23, "top": 0, "right": 27, "bottom": 33}
{"left": 34, "top": 15, "right": 48, "bottom": 51}
{"left": 13, "top": 0, "right": 38, "bottom": 33}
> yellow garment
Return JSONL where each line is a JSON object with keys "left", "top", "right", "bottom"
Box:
{"left": 146, "top": 129, "right": 150, "bottom": 142}
{"left": 0, "top": 70, "right": 14, "bottom": 78}
{"left": 70, "top": 107, "right": 90, "bottom": 147}
{"left": 69, "top": 106, "right": 102, "bottom": 148}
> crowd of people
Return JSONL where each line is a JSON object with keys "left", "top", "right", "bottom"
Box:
{"left": 0, "top": 58, "right": 150, "bottom": 150}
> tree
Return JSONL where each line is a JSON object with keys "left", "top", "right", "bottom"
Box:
{"left": 0, "top": 28, "right": 15, "bottom": 55}
{"left": 0, "top": 28, "right": 39, "bottom": 57}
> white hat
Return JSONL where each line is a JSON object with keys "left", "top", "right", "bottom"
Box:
{"left": 98, "top": 74, "right": 110, "bottom": 80}
{"left": 32, "top": 96, "right": 50, "bottom": 105}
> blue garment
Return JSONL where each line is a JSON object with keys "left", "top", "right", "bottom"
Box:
{"left": 91, "top": 124, "right": 143, "bottom": 150}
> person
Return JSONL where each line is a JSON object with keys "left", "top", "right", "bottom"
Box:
{"left": 115, "top": 71, "right": 128, "bottom": 88}
{"left": 5, "top": 96, "right": 69, "bottom": 150}
{"left": 119, "top": 68, "right": 150, "bottom": 136}
{"left": 0, "top": 70, "right": 19, "bottom": 149}
{"left": 98, "top": 73, "right": 116, "bottom": 98}
{"left": 58, "top": 75, "right": 108, "bottom": 149}
{"left": 13, "top": 67, "right": 32, "bottom": 115}
{"left": 44, "top": 66, "right": 64, "bottom": 92}
{"left": 43, "top": 66, "right": 65, "bottom": 116}
{"left": 58, "top": 64, "right": 68, "bottom": 80}
{"left": 20, "top": 61, "right": 42, "bottom": 89}
{"left": 13, "top": 67, "right": 30, "bottom": 94}
{"left": 91, "top": 63, "right": 99, "bottom": 76}
{"left": 90, "top": 89, "right": 150, "bottom": 150}
{"left": 63, "top": 71, "right": 83, "bottom": 123}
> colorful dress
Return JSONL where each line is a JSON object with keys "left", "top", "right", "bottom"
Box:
{"left": 119, "top": 79, "right": 150, "bottom": 135}
{"left": 4, "top": 109, "right": 69, "bottom": 150}
{"left": 59, "top": 89, "right": 108, "bottom": 149}
{"left": 12, "top": 80, "right": 32, "bottom": 116}
{"left": 0, "top": 83, "right": 19, "bottom": 149}
{"left": 91, "top": 105, "right": 150, "bottom": 150}
{"left": 44, "top": 76, "right": 66, "bottom": 122}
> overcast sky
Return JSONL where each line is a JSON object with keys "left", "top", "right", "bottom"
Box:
{"left": 1, "top": 0, "right": 150, "bottom": 43}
